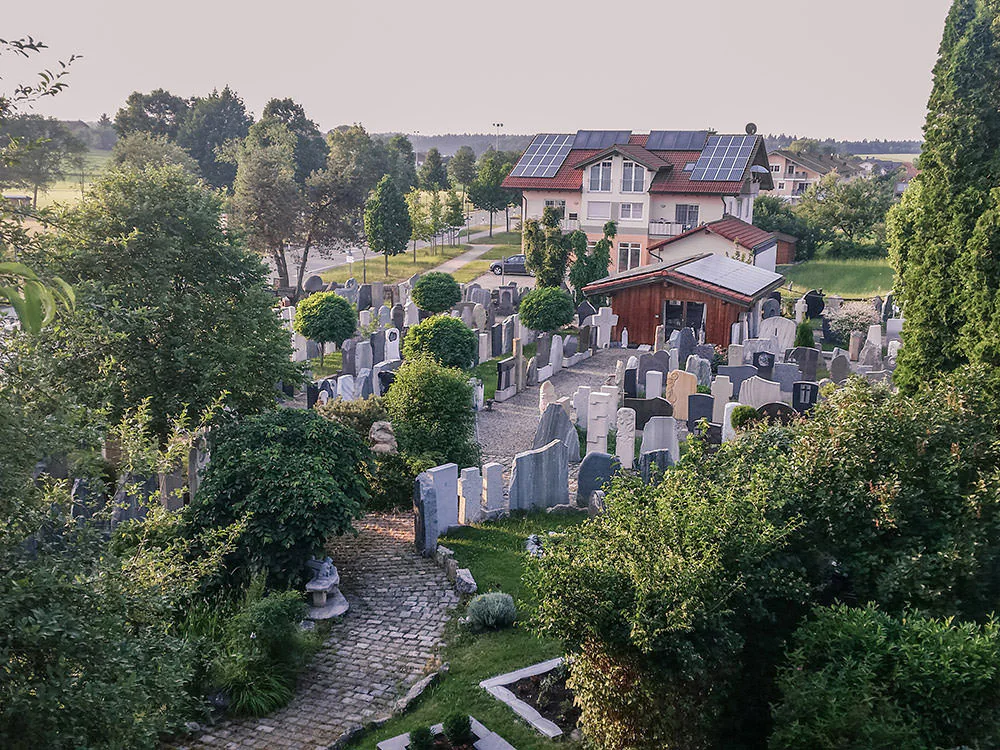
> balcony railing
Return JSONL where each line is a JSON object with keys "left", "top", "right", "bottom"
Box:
{"left": 648, "top": 220, "right": 687, "bottom": 237}
{"left": 560, "top": 218, "right": 580, "bottom": 232}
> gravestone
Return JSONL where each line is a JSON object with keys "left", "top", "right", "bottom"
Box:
{"left": 722, "top": 402, "right": 740, "bottom": 442}
{"left": 539, "top": 380, "right": 556, "bottom": 415}
{"left": 356, "top": 340, "right": 373, "bottom": 373}
{"left": 757, "top": 402, "right": 796, "bottom": 426}
{"left": 508, "top": 440, "right": 569, "bottom": 511}
{"left": 616, "top": 407, "right": 636, "bottom": 470}
{"left": 772, "top": 362, "right": 802, "bottom": 397}
{"left": 495, "top": 357, "right": 517, "bottom": 401}
{"left": 342, "top": 338, "right": 358, "bottom": 376}
{"left": 665, "top": 369, "right": 698, "bottom": 421}
{"left": 639, "top": 450, "right": 674, "bottom": 482}
{"left": 564, "top": 335, "right": 578, "bottom": 357}
{"left": 576, "top": 300, "right": 597, "bottom": 325}
{"left": 427, "top": 463, "right": 459, "bottom": 532}
{"left": 761, "top": 298, "right": 780, "bottom": 319}
{"left": 478, "top": 333, "right": 490, "bottom": 365}
{"left": 676, "top": 327, "right": 697, "bottom": 366}
{"left": 372, "top": 282, "right": 385, "bottom": 308}
{"left": 358, "top": 284, "right": 373, "bottom": 311}
{"left": 645, "top": 370, "right": 664, "bottom": 399}
{"left": 404, "top": 301, "right": 420, "bottom": 327}
{"left": 413, "top": 472, "right": 439, "bottom": 555}
{"left": 685, "top": 355, "right": 712, "bottom": 387}
{"left": 792, "top": 381, "right": 820, "bottom": 414}
{"left": 377, "top": 304, "right": 392, "bottom": 328}
{"left": 535, "top": 402, "right": 581, "bottom": 463}
{"left": 483, "top": 462, "right": 505, "bottom": 515}
{"left": 639, "top": 415, "right": 679, "bottom": 463}
{"left": 391, "top": 304, "right": 405, "bottom": 331}
{"left": 804, "top": 289, "right": 824, "bottom": 318}
{"left": 549, "top": 334, "right": 564, "bottom": 374}
{"left": 830, "top": 353, "right": 850, "bottom": 384}
{"left": 337, "top": 374, "right": 356, "bottom": 401}
{"left": 502, "top": 317, "right": 515, "bottom": 354}
{"left": 535, "top": 333, "right": 552, "bottom": 364}
{"left": 638, "top": 350, "right": 672, "bottom": 387}
{"left": 740, "top": 376, "right": 782, "bottom": 408}
{"left": 385, "top": 328, "right": 401, "bottom": 360}
{"left": 472, "top": 303, "right": 488, "bottom": 332}
{"left": 717, "top": 364, "right": 758, "bottom": 400}
{"left": 710, "top": 375, "right": 732, "bottom": 423}
{"left": 886, "top": 318, "right": 903, "bottom": 344}
{"left": 579, "top": 324, "right": 594, "bottom": 352}
{"left": 458, "top": 467, "right": 484, "bottom": 524}
{"left": 787, "top": 346, "right": 819, "bottom": 381}
{"left": 695, "top": 343, "right": 715, "bottom": 362}
{"left": 866, "top": 324, "right": 883, "bottom": 351}
{"left": 586, "top": 392, "right": 613, "bottom": 454}
{"left": 794, "top": 297, "right": 808, "bottom": 323}
{"left": 357, "top": 368, "right": 374, "bottom": 399}
{"left": 624, "top": 366, "right": 638, "bottom": 399}
{"left": 593, "top": 307, "right": 619, "bottom": 349}
{"left": 858, "top": 341, "right": 882, "bottom": 368}
{"left": 491, "top": 323, "right": 504, "bottom": 358}
{"left": 752, "top": 351, "right": 775, "bottom": 380}
{"left": 849, "top": 331, "right": 864, "bottom": 361}
{"left": 377, "top": 369, "right": 396, "bottom": 395}
{"left": 624, "top": 396, "right": 673, "bottom": 430}
{"left": 369, "top": 330, "right": 386, "bottom": 364}
{"left": 526, "top": 356, "right": 538, "bottom": 387}
{"left": 728, "top": 344, "right": 745, "bottom": 366}
{"left": 743, "top": 337, "right": 778, "bottom": 364}
{"left": 654, "top": 324, "right": 667, "bottom": 352}
{"left": 758, "top": 316, "right": 797, "bottom": 353}
{"left": 573, "top": 386, "right": 591, "bottom": 425}
{"left": 687, "top": 393, "right": 715, "bottom": 433}
{"left": 577, "top": 452, "right": 620, "bottom": 505}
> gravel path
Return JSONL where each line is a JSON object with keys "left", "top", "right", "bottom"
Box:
{"left": 172, "top": 514, "right": 457, "bottom": 750}
{"left": 476, "top": 349, "right": 630, "bottom": 489}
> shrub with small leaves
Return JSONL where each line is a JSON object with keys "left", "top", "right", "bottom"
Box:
{"left": 794, "top": 320, "right": 815, "bottom": 348}
{"left": 407, "top": 726, "right": 434, "bottom": 750}
{"left": 316, "top": 396, "right": 388, "bottom": 439}
{"left": 824, "top": 301, "right": 879, "bottom": 346}
{"left": 412, "top": 271, "right": 461, "bottom": 313}
{"left": 729, "top": 404, "right": 760, "bottom": 431}
{"left": 518, "top": 287, "right": 575, "bottom": 333}
{"left": 403, "top": 314, "right": 478, "bottom": 369}
{"left": 466, "top": 592, "right": 517, "bottom": 631}
{"left": 443, "top": 713, "right": 474, "bottom": 746}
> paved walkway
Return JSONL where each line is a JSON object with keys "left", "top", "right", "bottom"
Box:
{"left": 176, "top": 514, "right": 457, "bottom": 750}
{"left": 431, "top": 243, "right": 494, "bottom": 274}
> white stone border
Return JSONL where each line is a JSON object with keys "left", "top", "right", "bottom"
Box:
{"left": 376, "top": 716, "right": 515, "bottom": 750}
{"left": 478, "top": 657, "right": 565, "bottom": 738}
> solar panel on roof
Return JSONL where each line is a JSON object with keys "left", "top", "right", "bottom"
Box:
{"left": 508, "top": 133, "right": 575, "bottom": 178}
{"left": 573, "top": 130, "right": 631, "bottom": 150}
{"left": 645, "top": 130, "right": 710, "bottom": 151}
{"left": 675, "top": 255, "right": 782, "bottom": 297}
{"left": 690, "top": 135, "right": 757, "bottom": 182}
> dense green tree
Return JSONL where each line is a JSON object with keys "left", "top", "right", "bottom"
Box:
{"left": 189, "top": 409, "right": 369, "bottom": 587}
{"left": 260, "top": 97, "right": 328, "bottom": 185}
{"left": 177, "top": 86, "right": 253, "bottom": 189}
{"left": 405, "top": 187, "right": 432, "bottom": 259}
{"left": 569, "top": 220, "right": 615, "bottom": 303}
{"left": 797, "top": 171, "right": 895, "bottom": 249}
{"left": 113, "top": 88, "right": 190, "bottom": 139}
{"left": 364, "top": 174, "right": 412, "bottom": 276}
{"left": 523, "top": 216, "right": 584, "bottom": 288}
{"left": 448, "top": 145, "right": 476, "bottom": 190}
{"left": 418, "top": 146, "right": 448, "bottom": 190}
{"left": 444, "top": 188, "right": 464, "bottom": 244}
{"left": 385, "top": 134, "right": 418, "bottom": 191}
{"left": 752, "top": 195, "right": 823, "bottom": 261}
{"left": 230, "top": 121, "right": 303, "bottom": 288}
{"left": 411, "top": 271, "right": 460, "bottom": 313}
{"left": 386, "top": 357, "right": 479, "bottom": 467}
{"left": 0, "top": 115, "right": 86, "bottom": 206}
{"left": 403, "top": 315, "right": 478, "bottom": 369}
{"left": 292, "top": 291, "right": 357, "bottom": 365}
{"left": 110, "top": 131, "right": 199, "bottom": 174}
{"left": 518, "top": 287, "right": 574, "bottom": 333}
{"left": 467, "top": 150, "right": 514, "bottom": 237}
{"left": 888, "top": 0, "right": 1000, "bottom": 390}
{"left": 29, "top": 164, "right": 299, "bottom": 439}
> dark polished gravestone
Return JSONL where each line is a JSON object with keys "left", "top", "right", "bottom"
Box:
{"left": 761, "top": 297, "right": 780, "bottom": 319}
{"left": 757, "top": 401, "right": 797, "bottom": 426}
{"left": 638, "top": 449, "right": 673, "bottom": 482}
{"left": 787, "top": 346, "right": 819, "bottom": 382}
{"left": 576, "top": 300, "right": 597, "bottom": 324}
{"left": 792, "top": 381, "right": 820, "bottom": 414}
{"left": 752, "top": 351, "right": 775, "bottom": 380}
{"left": 804, "top": 289, "right": 825, "bottom": 319}
{"left": 491, "top": 323, "right": 504, "bottom": 358}
{"left": 623, "top": 396, "right": 673, "bottom": 430}
{"left": 377, "top": 370, "right": 396, "bottom": 395}
{"left": 676, "top": 327, "right": 697, "bottom": 367}
{"left": 357, "top": 284, "right": 373, "bottom": 311}
{"left": 717, "top": 364, "right": 758, "bottom": 399}
{"left": 686, "top": 393, "right": 715, "bottom": 433}
{"left": 577, "top": 452, "right": 621, "bottom": 505}
{"left": 624, "top": 367, "right": 638, "bottom": 399}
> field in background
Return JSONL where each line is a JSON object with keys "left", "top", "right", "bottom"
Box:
{"left": 2, "top": 149, "right": 112, "bottom": 209}
{"left": 855, "top": 153, "right": 920, "bottom": 164}
{"left": 319, "top": 243, "right": 470, "bottom": 285}
{"left": 778, "top": 258, "right": 895, "bottom": 298}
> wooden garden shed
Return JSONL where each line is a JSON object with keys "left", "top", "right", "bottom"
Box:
{"left": 583, "top": 253, "right": 785, "bottom": 347}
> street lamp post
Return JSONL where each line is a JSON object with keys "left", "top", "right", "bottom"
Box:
{"left": 492, "top": 122, "right": 504, "bottom": 152}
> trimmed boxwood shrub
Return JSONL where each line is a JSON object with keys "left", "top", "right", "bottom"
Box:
{"left": 386, "top": 357, "right": 479, "bottom": 468}
{"left": 403, "top": 314, "right": 478, "bottom": 369}
{"left": 518, "top": 286, "right": 575, "bottom": 333}
{"left": 411, "top": 271, "right": 461, "bottom": 313}
{"left": 729, "top": 404, "right": 760, "bottom": 430}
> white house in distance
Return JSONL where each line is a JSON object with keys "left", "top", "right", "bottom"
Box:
{"left": 766, "top": 149, "right": 861, "bottom": 201}
{"left": 502, "top": 127, "right": 774, "bottom": 274}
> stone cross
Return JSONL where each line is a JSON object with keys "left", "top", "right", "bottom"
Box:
{"left": 593, "top": 306, "right": 619, "bottom": 349}
{"left": 587, "top": 392, "right": 612, "bottom": 454}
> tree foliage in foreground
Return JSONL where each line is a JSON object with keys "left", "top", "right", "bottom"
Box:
{"left": 529, "top": 368, "right": 1000, "bottom": 748}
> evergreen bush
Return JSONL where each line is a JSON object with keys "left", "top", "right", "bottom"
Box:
{"left": 794, "top": 320, "right": 815, "bottom": 348}
{"left": 411, "top": 271, "right": 460, "bottom": 313}
{"left": 518, "top": 287, "right": 575, "bottom": 333}
{"left": 443, "top": 713, "right": 474, "bottom": 746}
{"left": 403, "top": 314, "right": 478, "bottom": 369}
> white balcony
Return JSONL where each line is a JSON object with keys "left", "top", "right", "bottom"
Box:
{"left": 648, "top": 220, "right": 687, "bottom": 237}
{"left": 560, "top": 218, "right": 580, "bottom": 232}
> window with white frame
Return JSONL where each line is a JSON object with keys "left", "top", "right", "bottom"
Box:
{"left": 778, "top": 182, "right": 785, "bottom": 190}
{"left": 587, "top": 201, "right": 611, "bottom": 220}
{"left": 618, "top": 242, "right": 641, "bottom": 272}
{"left": 589, "top": 161, "right": 612, "bottom": 191}
{"left": 675, "top": 204, "right": 699, "bottom": 228}
{"left": 620, "top": 202, "right": 643, "bottom": 220}
{"left": 621, "top": 161, "right": 645, "bottom": 192}
{"left": 544, "top": 199, "right": 566, "bottom": 220}
{"left": 771, "top": 164, "right": 780, "bottom": 173}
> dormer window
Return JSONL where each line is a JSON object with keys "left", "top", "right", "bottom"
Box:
{"left": 589, "top": 161, "right": 612, "bottom": 192}
{"left": 622, "top": 161, "right": 645, "bottom": 192}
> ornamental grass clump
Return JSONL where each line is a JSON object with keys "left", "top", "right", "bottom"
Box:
{"left": 465, "top": 592, "right": 517, "bottom": 631}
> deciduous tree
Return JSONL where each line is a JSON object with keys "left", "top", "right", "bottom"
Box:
{"left": 364, "top": 174, "right": 411, "bottom": 277}
{"left": 113, "top": 88, "right": 190, "bottom": 139}
{"left": 418, "top": 146, "right": 448, "bottom": 191}
{"left": 177, "top": 86, "right": 253, "bottom": 189}
{"left": 467, "top": 150, "right": 513, "bottom": 237}
{"left": 110, "top": 131, "right": 199, "bottom": 174}
{"left": 0, "top": 115, "right": 86, "bottom": 206}
{"left": 260, "top": 97, "right": 328, "bottom": 185}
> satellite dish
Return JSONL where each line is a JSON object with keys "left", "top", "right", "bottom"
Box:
{"left": 745, "top": 122, "right": 758, "bottom": 135}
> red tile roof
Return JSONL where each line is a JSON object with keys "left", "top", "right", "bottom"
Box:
{"left": 628, "top": 133, "right": 649, "bottom": 146}
{"left": 571, "top": 143, "right": 672, "bottom": 171}
{"left": 647, "top": 217, "right": 775, "bottom": 252}
{"left": 645, "top": 150, "right": 745, "bottom": 195}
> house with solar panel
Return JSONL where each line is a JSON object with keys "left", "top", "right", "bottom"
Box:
{"left": 502, "top": 127, "right": 775, "bottom": 276}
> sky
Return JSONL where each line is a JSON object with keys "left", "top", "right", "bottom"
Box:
{"left": 5, "top": 0, "right": 954, "bottom": 140}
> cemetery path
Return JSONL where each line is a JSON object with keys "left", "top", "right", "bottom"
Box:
{"left": 173, "top": 513, "right": 458, "bottom": 750}
{"left": 431, "top": 244, "right": 494, "bottom": 274}
{"left": 477, "top": 349, "right": 631, "bottom": 482}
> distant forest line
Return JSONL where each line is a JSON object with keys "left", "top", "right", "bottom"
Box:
{"left": 61, "top": 120, "right": 921, "bottom": 159}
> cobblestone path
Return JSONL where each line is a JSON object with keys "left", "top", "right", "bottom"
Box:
{"left": 175, "top": 513, "right": 457, "bottom": 750}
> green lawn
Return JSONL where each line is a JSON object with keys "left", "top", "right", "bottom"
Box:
{"left": 452, "top": 246, "right": 521, "bottom": 284}
{"left": 343, "top": 512, "right": 587, "bottom": 750}
{"left": 5, "top": 149, "right": 113, "bottom": 208}
{"left": 306, "top": 352, "right": 343, "bottom": 379}
{"left": 471, "top": 343, "right": 536, "bottom": 400}
{"left": 471, "top": 231, "right": 521, "bottom": 246}
{"left": 319, "top": 244, "right": 470, "bottom": 285}
{"left": 854, "top": 153, "right": 920, "bottom": 164}
{"left": 778, "top": 258, "right": 895, "bottom": 298}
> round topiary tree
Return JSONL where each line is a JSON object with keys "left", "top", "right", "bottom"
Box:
{"left": 403, "top": 314, "right": 478, "bottom": 369}
{"left": 411, "top": 271, "right": 461, "bottom": 314}
{"left": 386, "top": 356, "right": 479, "bottom": 468}
{"left": 518, "top": 287, "right": 575, "bottom": 333}
{"left": 188, "top": 409, "right": 370, "bottom": 587}
{"left": 292, "top": 291, "right": 357, "bottom": 365}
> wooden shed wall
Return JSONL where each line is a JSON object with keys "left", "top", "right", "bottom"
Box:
{"left": 608, "top": 281, "right": 747, "bottom": 347}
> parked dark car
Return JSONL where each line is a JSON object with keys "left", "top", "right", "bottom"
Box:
{"left": 490, "top": 254, "right": 530, "bottom": 276}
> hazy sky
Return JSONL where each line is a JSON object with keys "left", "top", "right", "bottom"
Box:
{"left": 5, "top": 0, "right": 953, "bottom": 140}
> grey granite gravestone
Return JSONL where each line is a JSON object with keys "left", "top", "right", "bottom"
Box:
{"left": 577, "top": 452, "right": 620, "bottom": 505}
{"left": 508, "top": 440, "right": 569, "bottom": 511}
{"left": 533, "top": 403, "right": 581, "bottom": 464}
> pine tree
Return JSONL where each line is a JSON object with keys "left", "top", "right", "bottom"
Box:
{"left": 888, "top": 0, "right": 1000, "bottom": 390}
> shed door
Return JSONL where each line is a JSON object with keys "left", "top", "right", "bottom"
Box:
{"left": 661, "top": 300, "right": 706, "bottom": 338}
